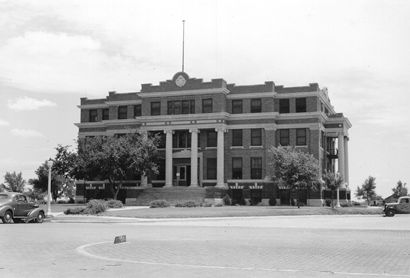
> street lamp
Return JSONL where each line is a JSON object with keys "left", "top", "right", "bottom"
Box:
{"left": 47, "top": 160, "right": 53, "bottom": 216}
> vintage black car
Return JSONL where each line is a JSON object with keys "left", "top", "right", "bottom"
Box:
{"left": 0, "top": 192, "right": 45, "bottom": 223}
{"left": 384, "top": 196, "right": 410, "bottom": 217}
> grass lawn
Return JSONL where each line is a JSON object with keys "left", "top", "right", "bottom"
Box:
{"left": 102, "top": 206, "right": 384, "bottom": 219}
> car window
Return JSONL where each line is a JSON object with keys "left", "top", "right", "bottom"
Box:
{"left": 400, "top": 198, "right": 408, "bottom": 204}
{"left": 0, "top": 194, "right": 9, "bottom": 199}
{"left": 15, "top": 195, "right": 27, "bottom": 203}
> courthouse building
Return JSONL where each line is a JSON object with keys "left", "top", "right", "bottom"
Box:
{"left": 75, "top": 72, "right": 351, "bottom": 205}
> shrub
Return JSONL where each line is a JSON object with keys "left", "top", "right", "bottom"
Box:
{"left": 105, "top": 199, "right": 123, "bottom": 208}
{"left": 201, "top": 202, "right": 213, "bottom": 207}
{"left": 250, "top": 197, "right": 261, "bottom": 206}
{"left": 205, "top": 187, "right": 228, "bottom": 198}
{"left": 222, "top": 194, "right": 232, "bottom": 206}
{"left": 214, "top": 203, "right": 223, "bottom": 207}
{"left": 269, "top": 197, "right": 277, "bottom": 206}
{"left": 83, "top": 199, "right": 107, "bottom": 214}
{"left": 175, "top": 201, "right": 198, "bottom": 207}
{"left": 64, "top": 207, "right": 85, "bottom": 215}
{"left": 57, "top": 200, "right": 68, "bottom": 204}
{"left": 149, "top": 199, "right": 170, "bottom": 208}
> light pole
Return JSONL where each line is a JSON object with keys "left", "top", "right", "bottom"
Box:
{"left": 47, "top": 160, "right": 53, "bottom": 216}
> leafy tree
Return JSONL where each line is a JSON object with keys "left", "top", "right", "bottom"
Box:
{"left": 28, "top": 161, "right": 67, "bottom": 201}
{"left": 0, "top": 171, "right": 26, "bottom": 192}
{"left": 74, "top": 133, "right": 159, "bottom": 200}
{"left": 52, "top": 145, "right": 77, "bottom": 200}
{"left": 268, "top": 146, "right": 320, "bottom": 206}
{"left": 322, "top": 171, "right": 343, "bottom": 208}
{"left": 355, "top": 176, "right": 377, "bottom": 205}
{"left": 392, "top": 180, "right": 407, "bottom": 199}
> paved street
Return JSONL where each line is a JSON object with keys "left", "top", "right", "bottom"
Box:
{"left": 1, "top": 215, "right": 410, "bottom": 278}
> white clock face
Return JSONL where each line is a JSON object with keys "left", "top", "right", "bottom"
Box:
{"left": 175, "top": 75, "right": 186, "bottom": 87}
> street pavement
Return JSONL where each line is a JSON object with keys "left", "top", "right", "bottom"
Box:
{"left": 1, "top": 214, "right": 410, "bottom": 278}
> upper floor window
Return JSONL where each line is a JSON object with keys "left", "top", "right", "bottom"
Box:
{"left": 232, "top": 100, "right": 243, "bottom": 114}
{"left": 250, "top": 157, "right": 263, "bottom": 179}
{"left": 151, "top": 102, "right": 161, "bottom": 116}
{"left": 296, "top": 128, "right": 307, "bottom": 146}
{"left": 206, "top": 130, "right": 217, "bottom": 147}
{"left": 102, "top": 108, "right": 109, "bottom": 120}
{"left": 232, "top": 129, "right": 243, "bottom": 146}
{"left": 251, "top": 128, "right": 262, "bottom": 146}
{"left": 279, "top": 99, "right": 290, "bottom": 113}
{"left": 89, "top": 109, "right": 98, "bottom": 122}
{"left": 320, "top": 130, "right": 325, "bottom": 148}
{"left": 251, "top": 99, "right": 262, "bottom": 113}
{"left": 279, "top": 129, "right": 290, "bottom": 146}
{"left": 118, "top": 106, "right": 128, "bottom": 119}
{"left": 232, "top": 157, "right": 243, "bottom": 179}
{"left": 202, "top": 99, "right": 213, "bottom": 113}
{"left": 134, "top": 104, "right": 141, "bottom": 117}
{"left": 173, "top": 130, "right": 191, "bottom": 148}
{"left": 296, "top": 98, "right": 307, "bottom": 113}
{"left": 168, "top": 100, "right": 195, "bottom": 115}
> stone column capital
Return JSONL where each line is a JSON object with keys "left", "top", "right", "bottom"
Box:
{"left": 215, "top": 127, "right": 227, "bottom": 133}
{"left": 164, "top": 129, "right": 174, "bottom": 135}
{"left": 189, "top": 128, "right": 200, "bottom": 133}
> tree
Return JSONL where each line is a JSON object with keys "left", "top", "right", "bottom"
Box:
{"left": 73, "top": 133, "right": 159, "bottom": 200}
{"left": 392, "top": 180, "right": 407, "bottom": 199}
{"left": 355, "top": 176, "right": 377, "bottom": 205}
{"left": 29, "top": 161, "right": 66, "bottom": 201}
{"left": 322, "top": 171, "right": 343, "bottom": 208}
{"left": 52, "top": 145, "right": 77, "bottom": 200}
{"left": 0, "top": 171, "right": 26, "bottom": 192}
{"left": 268, "top": 146, "right": 320, "bottom": 206}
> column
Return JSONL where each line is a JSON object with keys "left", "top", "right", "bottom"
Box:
{"left": 190, "top": 128, "right": 199, "bottom": 187}
{"left": 344, "top": 136, "right": 349, "bottom": 187}
{"left": 337, "top": 132, "right": 345, "bottom": 207}
{"left": 216, "top": 127, "right": 226, "bottom": 187}
{"left": 165, "top": 130, "right": 173, "bottom": 187}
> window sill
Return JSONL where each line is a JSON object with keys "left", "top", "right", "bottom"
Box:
{"left": 230, "top": 146, "right": 244, "bottom": 149}
{"left": 249, "top": 145, "right": 263, "bottom": 149}
{"left": 295, "top": 145, "right": 308, "bottom": 148}
{"left": 205, "top": 147, "right": 217, "bottom": 150}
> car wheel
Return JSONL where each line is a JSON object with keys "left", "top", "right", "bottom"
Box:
{"left": 385, "top": 209, "right": 395, "bottom": 217}
{"left": 1, "top": 210, "right": 13, "bottom": 224}
{"left": 35, "top": 212, "right": 45, "bottom": 223}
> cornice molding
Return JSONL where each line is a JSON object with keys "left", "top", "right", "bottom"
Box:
{"left": 227, "top": 92, "right": 275, "bottom": 99}
{"left": 77, "top": 104, "right": 108, "bottom": 109}
{"left": 106, "top": 100, "right": 142, "bottom": 106}
{"left": 138, "top": 88, "right": 230, "bottom": 98}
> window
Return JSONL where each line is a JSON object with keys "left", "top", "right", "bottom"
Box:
{"left": 251, "top": 99, "right": 262, "bottom": 113}
{"left": 232, "top": 157, "right": 243, "bottom": 179}
{"left": 232, "top": 129, "right": 243, "bottom": 146}
{"left": 251, "top": 157, "right": 262, "bottom": 179}
{"left": 279, "top": 129, "right": 290, "bottom": 146}
{"left": 279, "top": 99, "right": 290, "bottom": 113}
{"left": 296, "top": 98, "right": 307, "bottom": 113}
{"left": 202, "top": 99, "right": 213, "bottom": 113}
{"left": 167, "top": 100, "right": 195, "bottom": 115}
{"left": 173, "top": 130, "right": 191, "bottom": 148}
{"left": 151, "top": 102, "right": 161, "bottom": 115}
{"left": 118, "top": 106, "right": 128, "bottom": 119}
{"left": 102, "top": 108, "right": 109, "bottom": 120}
{"left": 232, "top": 100, "right": 243, "bottom": 114}
{"left": 89, "top": 109, "right": 98, "bottom": 122}
{"left": 207, "top": 158, "right": 217, "bottom": 179}
{"left": 296, "top": 128, "right": 307, "bottom": 146}
{"left": 206, "top": 130, "right": 217, "bottom": 147}
{"left": 251, "top": 128, "right": 262, "bottom": 146}
{"left": 134, "top": 104, "right": 141, "bottom": 117}
{"left": 320, "top": 131, "right": 325, "bottom": 148}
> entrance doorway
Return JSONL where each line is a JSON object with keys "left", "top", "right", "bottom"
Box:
{"left": 173, "top": 165, "right": 191, "bottom": 186}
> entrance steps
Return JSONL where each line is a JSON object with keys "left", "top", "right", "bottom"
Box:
{"left": 126, "top": 187, "right": 207, "bottom": 206}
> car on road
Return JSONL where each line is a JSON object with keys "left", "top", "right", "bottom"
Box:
{"left": 0, "top": 192, "right": 45, "bottom": 223}
{"left": 384, "top": 196, "right": 410, "bottom": 217}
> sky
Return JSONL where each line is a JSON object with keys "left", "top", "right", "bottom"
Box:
{"left": 0, "top": 0, "right": 409, "bottom": 198}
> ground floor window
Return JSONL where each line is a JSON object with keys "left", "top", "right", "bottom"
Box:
{"left": 232, "top": 157, "right": 243, "bottom": 179}
{"left": 207, "top": 158, "right": 217, "bottom": 179}
{"left": 250, "top": 157, "right": 262, "bottom": 179}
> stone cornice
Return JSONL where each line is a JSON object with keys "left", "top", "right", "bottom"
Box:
{"left": 106, "top": 100, "right": 142, "bottom": 106}
{"left": 227, "top": 92, "right": 275, "bottom": 99}
{"left": 77, "top": 104, "right": 109, "bottom": 109}
{"left": 138, "top": 88, "right": 230, "bottom": 98}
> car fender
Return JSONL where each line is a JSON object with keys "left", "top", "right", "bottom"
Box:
{"left": 26, "top": 208, "right": 45, "bottom": 222}
{"left": 0, "top": 205, "right": 14, "bottom": 217}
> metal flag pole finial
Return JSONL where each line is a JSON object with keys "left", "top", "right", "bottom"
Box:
{"left": 182, "top": 19, "right": 185, "bottom": 72}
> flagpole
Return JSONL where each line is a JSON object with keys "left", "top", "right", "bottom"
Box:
{"left": 182, "top": 19, "right": 185, "bottom": 72}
